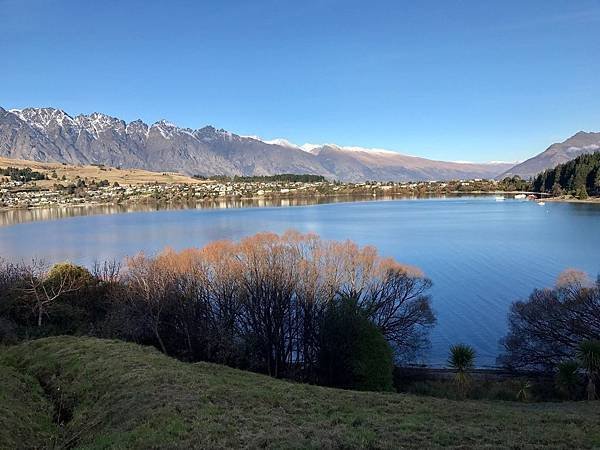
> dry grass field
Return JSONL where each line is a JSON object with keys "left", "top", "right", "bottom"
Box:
{"left": 0, "top": 156, "right": 205, "bottom": 186}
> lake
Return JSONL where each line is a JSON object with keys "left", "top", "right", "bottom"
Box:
{"left": 1, "top": 196, "right": 598, "bottom": 366}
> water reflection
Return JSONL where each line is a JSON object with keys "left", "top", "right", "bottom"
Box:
{"left": 0, "top": 194, "right": 421, "bottom": 226}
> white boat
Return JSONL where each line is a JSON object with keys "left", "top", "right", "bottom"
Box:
{"left": 537, "top": 201, "right": 545, "bottom": 206}
{"left": 495, "top": 196, "right": 505, "bottom": 201}
{"left": 514, "top": 194, "right": 526, "bottom": 199}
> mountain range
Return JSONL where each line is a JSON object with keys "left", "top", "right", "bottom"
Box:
{"left": 0, "top": 106, "right": 597, "bottom": 182}
{"left": 0, "top": 107, "right": 512, "bottom": 182}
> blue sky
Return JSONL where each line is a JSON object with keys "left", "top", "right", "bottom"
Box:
{"left": 1, "top": 0, "right": 599, "bottom": 162}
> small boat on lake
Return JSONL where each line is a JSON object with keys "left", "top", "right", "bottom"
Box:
{"left": 495, "top": 196, "right": 505, "bottom": 201}
{"left": 514, "top": 194, "right": 526, "bottom": 199}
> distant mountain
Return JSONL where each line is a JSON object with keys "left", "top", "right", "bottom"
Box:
{"left": 499, "top": 131, "right": 600, "bottom": 179}
{"left": 0, "top": 107, "right": 327, "bottom": 179}
{"left": 303, "top": 144, "right": 512, "bottom": 182}
{"left": 0, "top": 106, "right": 512, "bottom": 182}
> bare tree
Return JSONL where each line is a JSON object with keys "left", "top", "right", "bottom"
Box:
{"left": 499, "top": 270, "right": 600, "bottom": 370}
{"left": 22, "top": 260, "right": 90, "bottom": 327}
{"left": 236, "top": 233, "right": 298, "bottom": 377}
{"left": 125, "top": 253, "right": 177, "bottom": 354}
{"left": 92, "top": 259, "right": 122, "bottom": 284}
{"left": 364, "top": 267, "right": 435, "bottom": 359}
{"left": 117, "top": 231, "right": 435, "bottom": 378}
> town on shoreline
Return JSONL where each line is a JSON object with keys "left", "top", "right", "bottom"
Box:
{"left": 1, "top": 159, "right": 556, "bottom": 212}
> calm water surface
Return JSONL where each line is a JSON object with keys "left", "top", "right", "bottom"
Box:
{"left": 1, "top": 197, "right": 599, "bottom": 366}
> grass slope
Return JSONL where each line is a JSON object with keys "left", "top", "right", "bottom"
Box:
{"left": 0, "top": 358, "right": 56, "bottom": 448}
{"left": 0, "top": 156, "right": 205, "bottom": 186}
{"left": 1, "top": 336, "right": 599, "bottom": 449}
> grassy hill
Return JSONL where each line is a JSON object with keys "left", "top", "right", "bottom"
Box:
{"left": 0, "top": 156, "right": 205, "bottom": 187}
{"left": 1, "top": 337, "right": 599, "bottom": 449}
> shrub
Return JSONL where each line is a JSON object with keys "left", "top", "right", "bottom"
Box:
{"left": 555, "top": 361, "right": 581, "bottom": 400}
{"left": 515, "top": 379, "right": 533, "bottom": 402}
{"left": 448, "top": 344, "right": 476, "bottom": 397}
{"left": 317, "top": 296, "right": 393, "bottom": 391}
{"left": 0, "top": 317, "right": 18, "bottom": 345}
{"left": 577, "top": 339, "right": 600, "bottom": 400}
{"left": 499, "top": 270, "right": 600, "bottom": 371}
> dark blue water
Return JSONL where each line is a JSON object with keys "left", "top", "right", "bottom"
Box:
{"left": 1, "top": 197, "right": 599, "bottom": 366}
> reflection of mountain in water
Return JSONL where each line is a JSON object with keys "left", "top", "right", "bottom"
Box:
{"left": 0, "top": 194, "right": 404, "bottom": 226}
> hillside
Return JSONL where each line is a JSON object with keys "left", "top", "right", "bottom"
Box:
{"left": 499, "top": 131, "right": 600, "bottom": 179}
{"left": 0, "top": 156, "right": 205, "bottom": 186}
{"left": 0, "top": 362, "right": 55, "bottom": 448}
{"left": 305, "top": 144, "right": 512, "bottom": 181}
{"left": 1, "top": 337, "right": 599, "bottom": 449}
{"left": 532, "top": 151, "right": 600, "bottom": 198}
{"left": 0, "top": 107, "right": 513, "bottom": 182}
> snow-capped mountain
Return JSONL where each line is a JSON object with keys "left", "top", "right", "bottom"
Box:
{"left": 0, "top": 106, "right": 514, "bottom": 181}
{"left": 499, "top": 131, "right": 600, "bottom": 179}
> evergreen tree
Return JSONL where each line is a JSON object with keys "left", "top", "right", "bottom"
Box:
{"left": 317, "top": 295, "right": 394, "bottom": 391}
{"left": 532, "top": 152, "right": 600, "bottom": 197}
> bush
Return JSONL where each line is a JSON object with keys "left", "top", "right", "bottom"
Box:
{"left": 555, "top": 361, "right": 581, "bottom": 400}
{"left": 46, "top": 262, "right": 93, "bottom": 285}
{"left": 0, "top": 260, "right": 114, "bottom": 340}
{"left": 499, "top": 270, "right": 600, "bottom": 371}
{"left": 577, "top": 339, "right": 600, "bottom": 400}
{"left": 448, "top": 344, "right": 476, "bottom": 397}
{"left": 0, "top": 317, "right": 18, "bottom": 345}
{"left": 317, "top": 296, "right": 393, "bottom": 391}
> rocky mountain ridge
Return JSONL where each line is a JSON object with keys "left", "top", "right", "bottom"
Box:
{"left": 0, "top": 106, "right": 514, "bottom": 181}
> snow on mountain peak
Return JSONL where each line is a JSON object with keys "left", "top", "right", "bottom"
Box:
{"left": 244, "top": 137, "right": 404, "bottom": 156}
{"left": 300, "top": 143, "right": 400, "bottom": 156}
{"left": 75, "top": 112, "right": 125, "bottom": 137}
{"left": 151, "top": 120, "right": 181, "bottom": 139}
{"left": 6, "top": 108, "right": 405, "bottom": 158}
{"left": 153, "top": 119, "right": 178, "bottom": 128}
{"left": 300, "top": 143, "right": 323, "bottom": 153}
{"left": 240, "top": 136, "right": 303, "bottom": 150}
{"left": 10, "top": 107, "right": 75, "bottom": 130}
{"left": 334, "top": 145, "right": 399, "bottom": 155}
{"left": 264, "top": 138, "right": 301, "bottom": 149}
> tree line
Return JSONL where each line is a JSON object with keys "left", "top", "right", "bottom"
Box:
{"left": 0, "top": 231, "right": 435, "bottom": 391}
{"left": 0, "top": 166, "right": 48, "bottom": 182}
{"left": 1, "top": 232, "right": 597, "bottom": 398}
{"left": 533, "top": 151, "right": 600, "bottom": 198}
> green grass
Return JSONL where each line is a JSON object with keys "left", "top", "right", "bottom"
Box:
{"left": 0, "top": 354, "right": 56, "bottom": 449}
{"left": 1, "top": 336, "right": 600, "bottom": 449}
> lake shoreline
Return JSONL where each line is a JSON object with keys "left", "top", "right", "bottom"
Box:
{"left": 544, "top": 196, "right": 600, "bottom": 204}
{"left": 0, "top": 190, "right": 542, "bottom": 227}
{"left": 3, "top": 190, "right": 598, "bottom": 229}
{"left": 0, "top": 189, "right": 536, "bottom": 215}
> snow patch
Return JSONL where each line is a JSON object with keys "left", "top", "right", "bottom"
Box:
{"left": 241, "top": 136, "right": 305, "bottom": 150}
{"left": 334, "top": 145, "right": 399, "bottom": 156}
{"left": 264, "top": 138, "right": 301, "bottom": 149}
{"left": 151, "top": 120, "right": 178, "bottom": 139}
{"left": 240, "top": 135, "right": 262, "bottom": 141}
{"left": 300, "top": 143, "right": 323, "bottom": 153}
{"left": 11, "top": 107, "right": 76, "bottom": 131}
{"left": 488, "top": 160, "right": 520, "bottom": 164}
